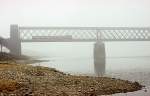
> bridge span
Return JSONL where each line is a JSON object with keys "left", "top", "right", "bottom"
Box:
{"left": 20, "top": 26, "right": 150, "bottom": 42}
{"left": 0, "top": 24, "right": 150, "bottom": 56}
{"left": 0, "top": 24, "right": 150, "bottom": 75}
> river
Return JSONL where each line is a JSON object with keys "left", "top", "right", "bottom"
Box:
{"left": 22, "top": 41, "right": 150, "bottom": 95}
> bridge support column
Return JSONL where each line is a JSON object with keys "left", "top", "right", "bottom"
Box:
{"left": 94, "top": 41, "right": 106, "bottom": 76}
{"left": 10, "top": 24, "right": 21, "bottom": 56}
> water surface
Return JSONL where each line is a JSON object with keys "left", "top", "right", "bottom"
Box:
{"left": 22, "top": 42, "right": 150, "bottom": 95}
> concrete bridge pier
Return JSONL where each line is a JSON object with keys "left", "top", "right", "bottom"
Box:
{"left": 94, "top": 41, "right": 106, "bottom": 76}
{"left": 9, "top": 24, "right": 21, "bottom": 56}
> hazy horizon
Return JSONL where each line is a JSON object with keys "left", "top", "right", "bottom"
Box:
{"left": 0, "top": 0, "right": 150, "bottom": 37}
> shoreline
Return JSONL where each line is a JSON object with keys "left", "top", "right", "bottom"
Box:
{"left": 0, "top": 52, "right": 148, "bottom": 95}
{"left": 0, "top": 63, "right": 143, "bottom": 95}
{"left": 0, "top": 52, "right": 50, "bottom": 64}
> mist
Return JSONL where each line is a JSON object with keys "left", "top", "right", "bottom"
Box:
{"left": 0, "top": 0, "right": 150, "bottom": 37}
{"left": 1, "top": 0, "right": 150, "bottom": 95}
{"left": 0, "top": 0, "right": 150, "bottom": 61}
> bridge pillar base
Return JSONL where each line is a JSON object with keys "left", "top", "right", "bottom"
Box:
{"left": 9, "top": 24, "right": 21, "bottom": 56}
{"left": 94, "top": 41, "right": 106, "bottom": 76}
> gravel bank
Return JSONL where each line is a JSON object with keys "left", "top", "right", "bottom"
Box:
{"left": 0, "top": 63, "right": 143, "bottom": 96}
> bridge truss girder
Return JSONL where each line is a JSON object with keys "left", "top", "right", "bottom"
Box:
{"left": 19, "top": 27, "right": 150, "bottom": 42}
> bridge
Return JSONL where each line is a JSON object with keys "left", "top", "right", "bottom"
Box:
{"left": 0, "top": 24, "right": 150, "bottom": 75}
{"left": 20, "top": 26, "right": 150, "bottom": 42}
{"left": 0, "top": 24, "right": 150, "bottom": 56}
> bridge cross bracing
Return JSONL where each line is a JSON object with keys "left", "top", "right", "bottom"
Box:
{"left": 19, "top": 27, "right": 150, "bottom": 42}
{"left": 1, "top": 25, "right": 150, "bottom": 56}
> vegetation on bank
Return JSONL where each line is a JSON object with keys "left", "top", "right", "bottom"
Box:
{"left": 0, "top": 52, "right": 29, "bottom": 61}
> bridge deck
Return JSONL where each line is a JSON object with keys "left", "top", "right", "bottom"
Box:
{"left": 21, "top": 39, "right": 150, "bottom": 42}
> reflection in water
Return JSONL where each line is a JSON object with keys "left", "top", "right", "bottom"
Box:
{"left": 94, "top": 41, "right": 106, "bottom": 76}
{"left": 22, "top": 42, "right": 150, "bottom": 95}
{"left": 22, "top": 42, "right": 150, "bottom": 85}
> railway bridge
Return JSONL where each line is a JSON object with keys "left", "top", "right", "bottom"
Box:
{"left": 0, "top": 24, "right": 150, "bottom": 75}
{"left": 0, "top": 24, "right": 150, "bottom": 56}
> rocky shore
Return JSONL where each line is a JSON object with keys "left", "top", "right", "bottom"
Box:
{"left": 0, "top": 52, "right": 143, "bottom": 96}
{"left": 0, "top": 63, "right": 143, "bottom": 96}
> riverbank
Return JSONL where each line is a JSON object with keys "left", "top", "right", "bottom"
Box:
{"left": 0, "top": 52, "right": 144, "bottom": 95}
{"left": 0, "top": 52, "right": 29, "bottom": 61}
{"left": 0, "top": 63, "right": 143, "bottom": 96}
{"left": 0, "top": 52, "right": 49, "bottom": 64}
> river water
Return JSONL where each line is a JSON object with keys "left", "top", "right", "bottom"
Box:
{"left": 22, "top": 42, "right": 150, "bottom": 95}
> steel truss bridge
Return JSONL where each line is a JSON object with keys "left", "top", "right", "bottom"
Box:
{"left": 0, "top": 25, "right": 150, "bottom": 56}
{"left": 20, "top": 26, "right": 150, "bottom": 42}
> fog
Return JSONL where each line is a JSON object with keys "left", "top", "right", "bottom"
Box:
{"left": 0, "top": 0, "right": 150, "bottom": 37}
{"left": 0, "top": 0, "right": 150, "bottom": 57}
{"left": 1, "top": 0, "right": 150, "bottom": 95}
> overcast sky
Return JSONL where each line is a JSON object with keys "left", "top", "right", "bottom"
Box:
{"left": 0, "top": 0, "right": 150, "bottom": 37}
